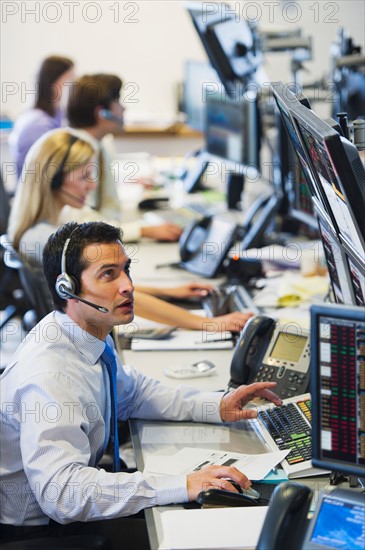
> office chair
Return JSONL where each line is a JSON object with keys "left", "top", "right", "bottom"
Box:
{"left": 0, "top": 174, "right": 33, "bottom": 332}
{"left": 0, "top": 235, "right": 52, "bottom": 332}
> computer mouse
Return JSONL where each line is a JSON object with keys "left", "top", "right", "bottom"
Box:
{"left": 138, "top": 197, "right": 169, "bottom": 210}
{"left": 226, "top": 481, "right": 260, "bottom": 499}
{"left": 241, "top": 487, "right": 261, "bottom": 500}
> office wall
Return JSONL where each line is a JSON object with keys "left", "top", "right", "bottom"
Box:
{"left": 1, "top": 0, "right": 364, "bottom": 120}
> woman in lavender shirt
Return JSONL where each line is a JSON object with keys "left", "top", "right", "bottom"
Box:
{"left": 8, "top": 55, "right": 74, "bottom": 179}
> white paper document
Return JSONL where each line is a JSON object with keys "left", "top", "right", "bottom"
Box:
{"left": 158, "top": 506, "right": 268, "bottom": 549}
{"left": 143, "top": 447, "right": 289, "bottom": 481}
{"left": 131, "top": 329, "right": 234, "bottom": 351}
{"left": 141, "top": 425, "right": 230, "bottom": 445}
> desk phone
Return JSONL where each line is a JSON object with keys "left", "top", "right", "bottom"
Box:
{"left": 229, "top": 316, "right": 310, "bottom": 399}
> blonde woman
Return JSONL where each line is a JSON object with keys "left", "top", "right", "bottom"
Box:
{"left": 8, "top": 130, "right": 252, "bottom": 331}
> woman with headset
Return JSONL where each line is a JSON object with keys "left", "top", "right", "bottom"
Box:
{"left": 7, "top": 130, "right": 252, "bottom": 331}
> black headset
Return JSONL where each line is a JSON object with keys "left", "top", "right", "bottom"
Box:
{"left": 55, "top": 226, "right": 109, "bottom": 313}
{"left": 51, "top": 135, "right": 79, "bottom": 190}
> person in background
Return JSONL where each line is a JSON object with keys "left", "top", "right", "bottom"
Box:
{"left": 6, "top": 130, "right": 253, "bottom": 332}
{"left": 8, "top": 55, "right": 75, "bottom": 178}
{"left": 0, "top": 219, "right": 282, "bottom": 549}
{"left": 60, "top": 73, "right": 183, "bottom": 243}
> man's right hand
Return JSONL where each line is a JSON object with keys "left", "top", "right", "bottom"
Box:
{"left": 186, "top": 465, "right": 251, "bottom": 501}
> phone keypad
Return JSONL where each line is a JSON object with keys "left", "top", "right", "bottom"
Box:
{"left": 253, "top": 366, "right": 308, "bottom": 399}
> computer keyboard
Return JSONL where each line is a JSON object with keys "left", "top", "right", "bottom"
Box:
{"left": 202, "top": 284, "right": 261, "bottom": 316}
{"left": 258, "top": 398, "right": 312, "bottom": 467}
{"left": 230, "top": 285, "right": 261, "bottom": 315}
{"left": 143, "top": 203, "right": 216, "bottom": 228}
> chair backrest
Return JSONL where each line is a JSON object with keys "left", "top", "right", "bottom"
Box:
{"left": 0, "top": 171, "right": 11, "bottom": 235}
{"left": 0, "top": 235, "right": 53, "bottom": 324}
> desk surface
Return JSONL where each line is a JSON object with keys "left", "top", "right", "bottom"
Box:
{"left": 130, "top": 418, "right": 331, "bottom": 550}
{"left": 115, "top": 199, "right": 331, "bottom": 548}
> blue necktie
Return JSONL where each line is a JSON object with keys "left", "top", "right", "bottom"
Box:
{"left": 101, "top": 342, "right": 121, "bottom": 472}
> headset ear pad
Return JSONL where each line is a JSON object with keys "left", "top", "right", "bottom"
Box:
{"left": 51, "top": 135, "right": 79, "bottom": 190}
{"left": 55, "top": 273, "right": 80, "bottom": 299}
{"left": 51, "top": 170, "right": 63, "bottom": 190}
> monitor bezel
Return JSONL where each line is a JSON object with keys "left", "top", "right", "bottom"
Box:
{"left": 310, "top": 302, "right": 365, "bottom": 478}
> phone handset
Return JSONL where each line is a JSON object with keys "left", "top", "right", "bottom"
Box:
{"left": 256, "top": 482, "right": 313, "bottom": 550}
{"left": 179, "top": 216, "right": 213, "bottom": 262}
{"left": 229, "top": 315, "right": 276, "bottom": 387}
{"left": 241, "top": 193, "right": 280, "bottom": 250}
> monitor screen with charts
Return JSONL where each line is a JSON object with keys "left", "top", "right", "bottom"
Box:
{"left": 310, "top": 303, "right": 365, "bottom": 479}
{"left": 316, "top": 214, "right": 355, "bottom": 305}
{"left": 183, "top": 60, "right": 220, "bottom": 132}
{"left": 270, "top": 81, "right": 365, "bottom": 260}
{"left": 290, "top": 102, "right": 365, "bottom": 259}
{"left": 205, "top": 92, "right": 260, "bottom": 171}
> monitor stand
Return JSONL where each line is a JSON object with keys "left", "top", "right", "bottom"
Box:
{"left": 227, "top": 172, "right": 244, "bottom": 210}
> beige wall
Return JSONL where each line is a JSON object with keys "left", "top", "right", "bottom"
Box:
{"left": 1, "top": 0, "right": 364, "bottom": 119}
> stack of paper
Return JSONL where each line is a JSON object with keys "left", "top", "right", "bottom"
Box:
{"left": 131, "top": 330, "right": 234, "bottom": 351}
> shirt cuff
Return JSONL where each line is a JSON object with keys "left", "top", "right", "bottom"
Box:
{"left": 147, "top": 475, "right": 188, "bottom": 505}
{"left": 193, "top": 392, "right": 224, "bottom": 424}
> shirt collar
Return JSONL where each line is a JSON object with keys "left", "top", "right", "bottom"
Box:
{"left": 54, "top": 310, "right": 106, "bottom": 365}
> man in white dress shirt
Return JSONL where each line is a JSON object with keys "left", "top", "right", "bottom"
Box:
{"left": 0, "top": 221, "right": 281, "bottom": 548}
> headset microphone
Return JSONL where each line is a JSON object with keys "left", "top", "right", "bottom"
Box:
{"left": 58, "top": 188, "right": 96, "bottom": 210}
{"left": 99, "top": 108, "right": 124, "bottom": 126}
{"left": 56, "top": 283, "right": 109, "bottom": 313}
{"left": 55, "top": 227, "right": 109, "bottom": 313}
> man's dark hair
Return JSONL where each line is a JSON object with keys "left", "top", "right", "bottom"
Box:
{"left": 35, "top": 56, "right": 74, "bottom": 116}
{"left": 68, "top": 74, "right": 123, "bottom": 128}
{"left": 42, "top": 221, "right": 123, "bottom": 312}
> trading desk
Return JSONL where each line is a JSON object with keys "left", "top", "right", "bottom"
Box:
{"left": 120, "top": 236, "right": 331, "bottom": 549}
{"left": 130, "top": 418, "right": 331, "bottom": 550}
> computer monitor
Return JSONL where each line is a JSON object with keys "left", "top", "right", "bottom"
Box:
{"left": 301, "top": 488, "right": 365, "bottom": 550}
{"left": 316, "top": 212, "right": 355, "bottom": 305}
{"left": 271, "top": 81, "right": 365, "bottom": 260}
{"left": 271, "top": 83, "right": 330, "bottom": 220}
{"left": 290, "top": 107, "right": 365, "bottom": 259}
{"left": 184, "top": 1, "right": 261, "bottom": 98}
{"left": 205, "top": 92, "right": 261, "bottom": 170}
{"left": 273, "top": 101, "right": 318, "bottom": 230}
{"left": 203, "top": 91, "right": 261, "bottom": 209}
{"left": 183, "top": 60, "right": 220, "bottom": 132}
{"left": 310, "top": 303, "right": 365, "bottom": 479}
{"left": 343, "top": 245, "right": 365, "bottom": 307}
{"left": 288, "top": 149, "right": 318, "bottom": 230}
